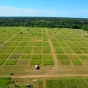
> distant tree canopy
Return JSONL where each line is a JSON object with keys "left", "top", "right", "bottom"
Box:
{"left": 0, "top": 17, "right": 88, "bottom": 31}
{"left": 82, "top": 25, "right": 88, "bottom": 31}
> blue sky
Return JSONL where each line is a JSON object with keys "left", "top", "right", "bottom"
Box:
{"left": 0, "top": 0, "right": 88, "bottom": 18}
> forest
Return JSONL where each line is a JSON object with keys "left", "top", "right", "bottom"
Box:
{"left": 0, "top": 17, "right": 88, "bottom": 31}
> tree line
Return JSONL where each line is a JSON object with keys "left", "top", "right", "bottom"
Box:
{"left": 0, "top": 17, "right": 88, "bottom": 31}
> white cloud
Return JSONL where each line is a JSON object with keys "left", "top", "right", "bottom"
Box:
{"left": 0, "top": 6, "right": 59, "bottom": 17}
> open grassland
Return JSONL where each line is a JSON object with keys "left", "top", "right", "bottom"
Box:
{"left": 0, "top": 27, "right": 88, "bottom": 77}
{"left": 5, "top": 77, "right": 88, "bottom": 88}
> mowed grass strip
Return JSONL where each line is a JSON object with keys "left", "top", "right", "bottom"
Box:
{"left": 0, "top": 60, "right": 5, "bottom": 65}
{"left": 31, "top": 59, "right": 41, "bottom": 65}
{"left": 5, "top": 60, "right": 17, "bottom": 65}
{"left": 43, "top": 59, "right": 53, "bottom": 65}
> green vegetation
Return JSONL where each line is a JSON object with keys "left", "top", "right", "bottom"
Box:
{"left": 0, "top": 18, "right": 88, "bottom": 87}
{"left": 32, "top": 55, "right": 41, "bottom": 59}
{"left": 0, "top": 27, "right": 88, "bottom": 76}
{"left": 10, "top": 55, "right": 20, "bottom": 59}
{"left": 59, "top": 58, "right": 70, "bottom": 65}
{"left": 0, "top": 77, "right": 11, "bottom": 86}
{"left": 21, "top": 55, "right": 30, "bottom": 59}
{"left": 0, "top": 60, "right": 5, "bottom": 65}
{"left": 79, "top": 55, "right": 88, "bottom": 59}
{"left": 0, "top": 55, "right": 9, "bottom": 59}
{"left": 72, "top": 59, "right": 82, "bottom": 65}
{"left": 5, "top": 60, "right": 17, "bottom": 65}
{"left": 0, "top": 17, "right": 88, "bottom": 30}
{"left": 43, "top": 59, "right": 53, "bottom": 65}
{"left": 42, "top": 55, "right": 52, "bottom": 59}
{"left": 46, "top": 78, "right": 88, "bottom": 88}
{"left": 31, "top": 59, "right": 41, "bottom": 65}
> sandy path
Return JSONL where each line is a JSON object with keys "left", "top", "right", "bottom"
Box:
{"left": 45, "top": 28, "right": 58, "bottom": 68}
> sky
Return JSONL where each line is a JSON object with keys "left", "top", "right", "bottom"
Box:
{"left": 0, "top": 0, "right": 88, "bottom": 18}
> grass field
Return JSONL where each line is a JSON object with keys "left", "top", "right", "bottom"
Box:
{"left": 0, "top": 27, "right": 88, "bottom": 76}
{"left": 6, "top": 77, "right": 88, "bottom": 87}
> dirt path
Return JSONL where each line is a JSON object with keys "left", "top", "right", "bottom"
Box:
{"left": 45, "top": 28, "right": 58, "bottom": 68}
{"left": 7, "top": 74, "right": 88, "bottom": 78}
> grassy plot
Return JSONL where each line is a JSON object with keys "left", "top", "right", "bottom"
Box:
{"left": 3, "top": 49, "right": 13, "bottom": 53}
{"left": 68, "top": 55, "right": 79, "bottom": 59}
{"left": 79, "top": 55, "right": 88, "bottom": 59}
{"left": 7, "top": 46, "right": 15, "bottom": 49}
{"left": 46, "top": 78, "right": 88, "bottom": 88}
{"left": 33, "top": 50, "right": 41, "bottom": 53}
{"left": 0, "top": 55, "right": 9, "bottom": 59}
{"left": 5, "top": 60, "right": 17, "bottom": 65}
{"left": 0, "top": 49, "right": 4, "bottom": 53}
{"left": 42, "top": 55, "right": 53, "bottom": 59}
{"left": 0, "top": 60, "right": 5, "bottom": 65}
{"left": 0, "top": 77, "right": 11, "bottom": 86}
{"left": 17, "top": 60, "right": 28, "bottom": 65}
{"left": 11, "top": 42, "right": 20, "bottom": 46}
{"left": 31, "top": 59, "right": 41, "bottom": 65}
{"left": 26, "top": 42, "right": 34, "bottom": 46}
{"left": 42, "top": 42, "right": 49, "bottom": 46}
{"left": 55, "top": 50, "right": 64, "bottom": 54}
{"left": 43, "top": 59, "right": 53, "bottom": 65}
{"left": 21, "top": 55, "right": 30, "bottom": 59}
{"left": 13, "top": 49, "right": 23, "bottom": 53}
{"left": 43, "top": 47, "right": 51, "bottom": 53}
{"left": 10, "top": 55, "right": 20, "bottom": 59}
{"left": 65, "top": 50, "right": 73, "bottom": 53}
{"left": 19, "top": 42, "right": 27, "bottom": 46}
{"left": 43, "top": 50, "right": 51, "bottom": 53}
{"left": 52, "top": 42, "right": 60, "bottom": 46}
{"left": 72, "top": 59, "right": 82, "bottom": 65}
{"left": 33, "top": 47, "right": 41, "bottom": 53}
{"left": 34, "top": 42, "right": 42, "bottom": 46}
{"left": 3, "top": 42, "right": 12, "bottom": 46}
{"left": 73, "top": 50, "right": 83, "bottom": 54}
{"left": 57, "top": 55, "right": 70, "bottom": 65}
{"left": 32, "top": 55, "right": 41, "bottom": 59}
{"left": 23, "top": 47, "right": 32, "bottom": 53}
{"left": 83, "top": 50, "right": 88, "bottom": 54}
